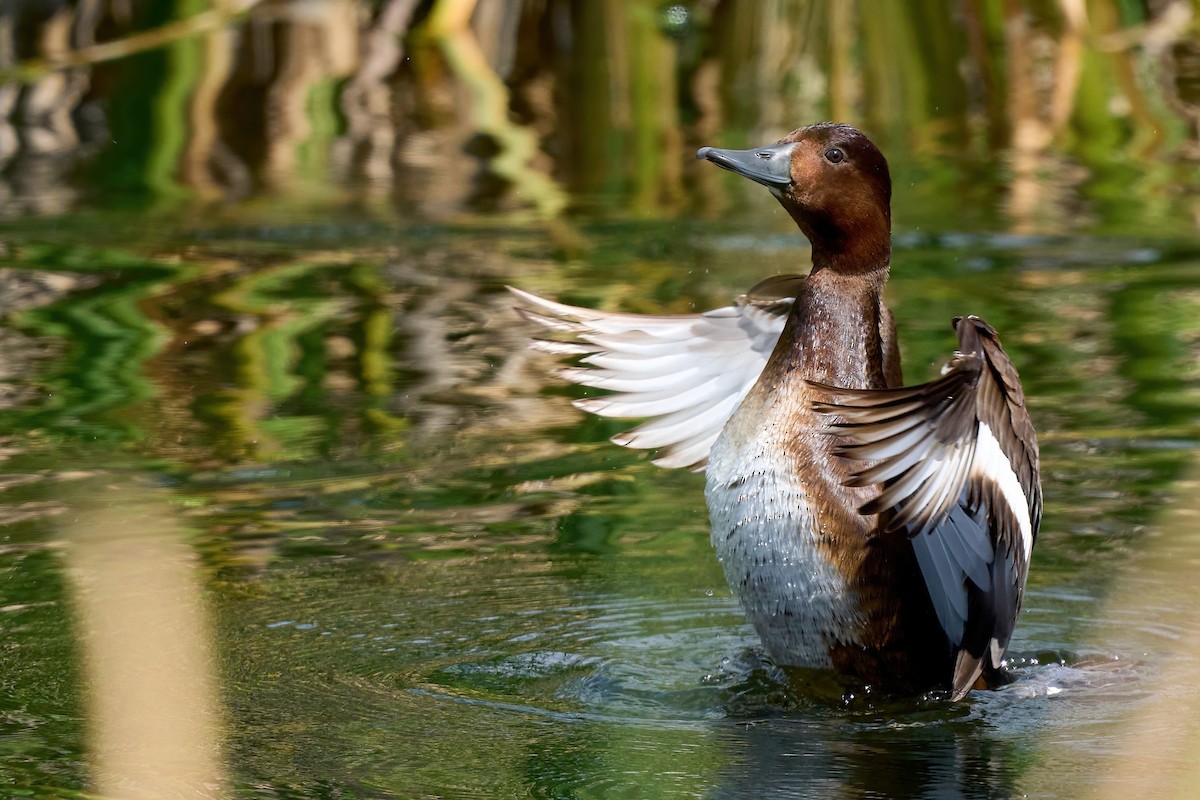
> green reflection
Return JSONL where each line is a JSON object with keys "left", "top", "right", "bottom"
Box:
{"left": 0, "top": 1, "right": 1194, "bottom": 798}
{"left": 8, "top": 247, "right": 186, "bottom": 443}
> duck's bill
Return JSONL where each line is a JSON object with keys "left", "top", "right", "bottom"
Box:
{"left": 696, "top": 142, "right": 795, "bottom": 189}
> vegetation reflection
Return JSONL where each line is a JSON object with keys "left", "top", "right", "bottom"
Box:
{"left": 0, "top": 0, "right": 1196, "bottom": 798}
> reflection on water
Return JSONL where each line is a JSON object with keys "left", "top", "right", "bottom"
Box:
{"left": 0, "top": 218, "right": 1196, "bottom": 798}
{"left": 0, "top": 1, "right": 1197, "bottom": 798}
{"left": 63, "top": 481, "right": 224, "bottom": 800}
{"left": 0, "top": 1, "right": 1194, "bottom": 233}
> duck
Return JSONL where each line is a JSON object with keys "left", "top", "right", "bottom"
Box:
{"left": 510, "top": 122, "right": 1042, "bottom": 700}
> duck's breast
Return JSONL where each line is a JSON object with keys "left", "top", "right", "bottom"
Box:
{"left": 704, "top": 390, "right": 867, "bottom": 667}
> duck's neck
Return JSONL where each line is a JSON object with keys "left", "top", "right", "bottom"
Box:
{"left": 769, "top": 263, "right": 890, "bottom": 390}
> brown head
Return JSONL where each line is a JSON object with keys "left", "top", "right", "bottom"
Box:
{"left": 697, "top": 123, "right": 891, "bottom": 275}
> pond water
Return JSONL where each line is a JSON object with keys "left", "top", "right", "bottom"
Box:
{"left": 0, "top": 2, "right": 1199, "bottom": 799}
{"left": 2, "top": 212, "right": 1198, "bottom": 798}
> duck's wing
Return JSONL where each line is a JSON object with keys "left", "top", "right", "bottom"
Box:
{"left": 508, "top": 275, "right": 802, "bottom": 471}
{"left": 811, "top": 316, "right": 1041, "bottom": 700}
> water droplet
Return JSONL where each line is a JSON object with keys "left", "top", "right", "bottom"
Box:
{"left": 659, "top": 4, "right": 690, "bottom": 37}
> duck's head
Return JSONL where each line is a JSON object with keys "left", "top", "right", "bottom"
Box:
{"left": 697, "top": 123, "right": 891, "bottom": 275}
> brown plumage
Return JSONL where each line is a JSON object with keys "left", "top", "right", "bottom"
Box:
{"left": 512, "top": 123, "right": 1041, "bottom": 700}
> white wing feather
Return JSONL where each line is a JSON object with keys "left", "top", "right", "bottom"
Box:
{"left": 509, "top": 285, "right": 793, "bottom": 471}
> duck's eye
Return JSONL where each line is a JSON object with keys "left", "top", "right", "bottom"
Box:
{"left": 824, "top": 148, "right": 846, "bottom": 164}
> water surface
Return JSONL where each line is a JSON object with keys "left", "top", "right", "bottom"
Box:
{"left": 1, "top": 2, "right": 1200, "bottom": 798}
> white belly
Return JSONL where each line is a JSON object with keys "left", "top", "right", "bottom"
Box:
{"left": 705, "top": 434, "right": 865, "bottom": 667}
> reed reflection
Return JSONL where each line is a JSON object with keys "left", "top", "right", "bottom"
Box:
{"left": 63, "top": 478, "right": 226, "bottom": 800}
{"left": 0, "top": 1, "right": 1190, "bottom": 231}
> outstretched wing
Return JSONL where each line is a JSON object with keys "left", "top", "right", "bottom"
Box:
{"left": 509, "top": 275, "right": 802, "bottom": 471}
{"left": 812, "top": 316, "right": 1041, "bottom": 700}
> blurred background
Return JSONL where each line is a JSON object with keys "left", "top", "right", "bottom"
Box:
{"left": 0, "top": 0, "right": 1195, "bottom": 226}
{"left": 0, "top": 1, "right": 1198, "bottom": 798}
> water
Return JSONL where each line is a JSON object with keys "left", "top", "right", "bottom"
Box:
{"left": 1, "top": 214, "right": 1197, "bottom": 798}
{"left": 1, "top": 2, "right": 1199, "bottom": 798}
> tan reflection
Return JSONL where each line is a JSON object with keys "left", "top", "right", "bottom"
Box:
{"left": 64, "top": 480, "right": 225, "bottom": 800}
{"left": 182, "top": 16, "right": 239, "bottom": 198}
{"left": 1088, "top": 455, "right": 1200, "bottom": 798}
{"left": 1003, "top": 0, "right": 1085, "bottom": 232}
{"left": 259, "top": 0, "right": 359, "bottom": 191}
{"left": 424, "top": 0, "right": 567, "bottom": 218}
{"left": 332, "top": 0, "right": 420, "bottom": 198}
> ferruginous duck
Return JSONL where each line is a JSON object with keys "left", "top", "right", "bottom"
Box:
{"left": 510, "top": 122, "right": 1041, "bottom": 700}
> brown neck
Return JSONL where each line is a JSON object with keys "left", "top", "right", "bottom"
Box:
{"left": 784, "top": 202, "right": 891, "bottom": 276}
{"left": 767, "top": 264, "right": 890, "bottom": 390}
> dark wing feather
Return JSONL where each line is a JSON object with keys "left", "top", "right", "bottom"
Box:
{"left": 812, "top": 316, "right": 1041, "bottom": 700}
{"left": 509, "top": 275, "right": 802, "bottom": 471}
